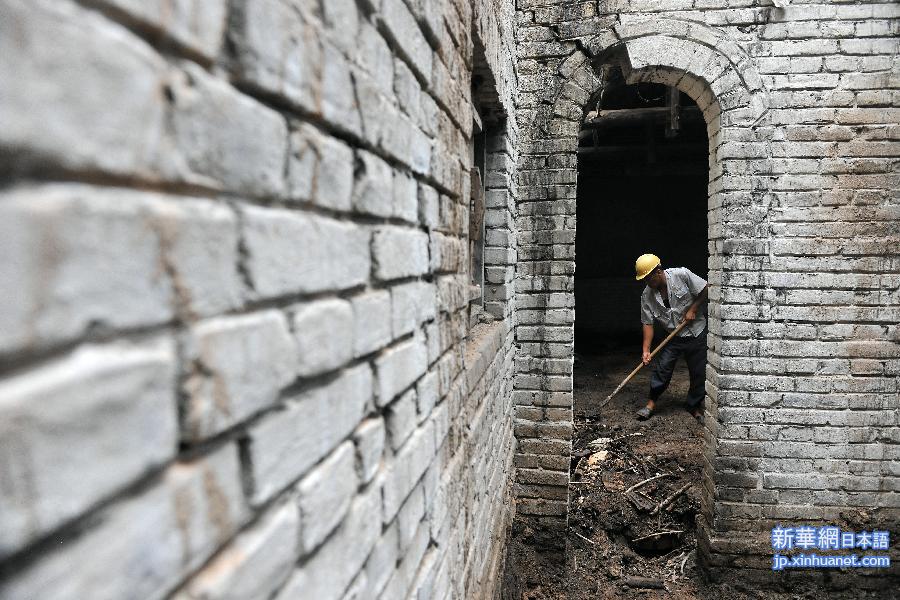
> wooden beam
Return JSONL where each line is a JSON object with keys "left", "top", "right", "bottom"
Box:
{"left": 581, "top": 105, "right": 701, "bottom": 129}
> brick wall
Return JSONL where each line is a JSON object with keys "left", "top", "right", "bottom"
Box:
{"left": 0, "top": 0, "right": 521, "bottom": 598}
{"left": 513, "top": 0, "right": 899, "bottom": 580}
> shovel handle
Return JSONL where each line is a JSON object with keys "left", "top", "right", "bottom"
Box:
{"left": 599, "top": 320, "right": 690, "bottom": 407}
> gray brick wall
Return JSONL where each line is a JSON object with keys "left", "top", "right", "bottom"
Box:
{"left": 513, "top": 0, "right": 899, "bottom": 578}
{"left": 0, "top": 0, "right": 519, "bottom": 598}
{"left": 2, "top": 0, "right": 898, "bottom": 593}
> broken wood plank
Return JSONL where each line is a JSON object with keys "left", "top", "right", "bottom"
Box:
{"left": 623, "top": 473, "right": 675, "bottom": 496}
{"left": 651, "top": 482, "right": 692, "bottom": 515}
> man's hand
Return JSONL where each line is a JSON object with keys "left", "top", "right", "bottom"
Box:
{"left": 642, "top": 351, "right": 652, "bottom": 365}
{"left": 683, "top": 307, "right": 697, "bottom": 323}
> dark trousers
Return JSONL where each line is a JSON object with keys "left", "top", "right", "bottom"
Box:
{"left": 649, "top": 328, "right": 707, "bottom": 408}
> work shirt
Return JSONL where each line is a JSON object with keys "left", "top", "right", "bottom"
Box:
{"left": 640, "top": 267, "right": 707, "bottom": 338}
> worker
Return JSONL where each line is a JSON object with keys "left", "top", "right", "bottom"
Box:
{"left": 634, "top": 254, "right": 708, "bottom": 423}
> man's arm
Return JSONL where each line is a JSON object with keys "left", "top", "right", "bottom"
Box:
{"left": 641, "top": 324, "right": 654, "bottom": 365}
{"left": 683, "top": 285, "right": 709, "bottom": 323}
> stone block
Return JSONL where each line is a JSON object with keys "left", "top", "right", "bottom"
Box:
{"left": 168, "top": 62, "right": 288, "bottom": 197}
{"left": 352, "top": 149, "right": 394, "bottom": 218}
{"left": 0, "top": 338, "right": 177, "bottom": 558}
{"left": 182, "top": 311, "right": 297, "bottom": 441}
{"left": 352, "top": 418, "right": 386, "bottom": 484}
{"left": 0, "top": 0, "right": 171, "bottom": 178}
{"left": 99, "top": 0, "right": 227, "bottom": 59}
{"left": 172, "top": 501, "right": 299, "bottom": 600}
{"left": 246, "top": 364, "right": 372, "bottom": 505}
{"left": 286, "top": 122, "right": 354, "bottom": 211}
{"left": 1, "top": 445, "right": 246, "bottom": 600}
{"left": 372, "top": 227, "right": 430, "bottom": 281}
{"left": 297, "top": 442, "right": 358, "bottom": 554}
{"left": 0, "top": 185, "right": 173, "bottom": 354}
{"left": 241, "top": 205, "right": 370, "bottom": 298}
{"left": 291, "top": 299, "right": 354, "bottom": 377}
{"left": 375, "top": 335, "right": 429, "bottom": 406}
{"left": 230, "top": 0, "right": 322, "bottom": 113}
{"left": 351, "top": 290, "right": 392, "bottom": 357}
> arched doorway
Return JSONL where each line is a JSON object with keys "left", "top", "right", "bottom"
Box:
{"left": 510, "top": 23, "right": 770, "bottom": 584}
{"left": 568, "top": 64, "right": 712, "bottom": 595}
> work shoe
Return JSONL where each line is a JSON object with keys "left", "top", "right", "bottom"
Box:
{"left": 689, "top": 408, "right": 704, "bottom": 424}
{"left": 636, "top": 406, "right": 653, "bottom": 420}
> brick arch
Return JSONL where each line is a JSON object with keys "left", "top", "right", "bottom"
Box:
{"left": 512, "top": 22, "right": 772, "bottom": 568}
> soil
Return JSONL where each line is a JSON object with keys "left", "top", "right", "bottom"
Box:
{"left": 500, "top": 346, "right": 896, "bottom": 599}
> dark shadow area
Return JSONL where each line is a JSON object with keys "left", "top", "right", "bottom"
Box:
{"left": 567, "top": 68, "right": 713, "bottom": 598}
{"left": 576, "top": 67, "right": 708, "bottom": 352}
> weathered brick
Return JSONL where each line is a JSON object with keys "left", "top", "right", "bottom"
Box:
{"left": 241, "top": 205, "right": 370, "bottom": 297}
{"left": 100, "top": 0, "right": 227, "bottom": 59}
{"left": 182, "top": 311, "right": 297, "bottom": 441}
{"left": 379, "top": 0, "right": 433, "bottom": 82}
{"left": 352, "top": 418, "right": 386, "bottom": 484}
{"left": 1, "top": 445, "right": 246, "bottom": 600}
{"left": 286, "top": 123, "right": 355, "bottom": 210}
{"left": 372, "top": 227, "right": 430, "bottom": 281}
{"left": 351, "top": 290, "right": 393, "bottom": 357}
{"left": 274, "top": 484, "right": 381, "bottom": 599}
{"left": 352, "top": 150, "right": 394, "bottom": 218}
{"left": 246, "top": 364, "right": 372, "bottom": 505}
{"left": 172, "top": 501, "right": 299, "bottom": 600}
{"left": 382, "top": 419, "right": 436, "bottom": 523}
{"left": 375, "top": 335, "right": 429, "bottom": 406}
{"left": 291, "top": 299, "right": 354, "bottom": 377}
{"left": 0, "top": 0, "right": 170, "bottom": 177}
{"left": 168, "top": 62, "right": 288, "bottom": 197}
{"left": 0, "top": 185, "right": 173, "bottom": 353}
{"left": 386, "top": 389, "right": 419, "bottom": 450}
{"left": 230, "top": 0, "right": 321, "bottom": 112}
{"left": 0, "top": 338, "right": 176, "bottom": 558}
{"left": 297, "top": 442, "right": 358, "bottom": 554}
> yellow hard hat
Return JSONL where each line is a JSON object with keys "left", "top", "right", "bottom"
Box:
{"left": 635, "top": 254, "right": 661, "bottom": 280}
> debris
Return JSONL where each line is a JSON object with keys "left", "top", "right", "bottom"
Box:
{"left": 623, "top": 576, "right": 665, "bottom": 589}
{"left": 572, "top": 530, "right": 597, "bottom": 546}
{"left": 623, "top": 473, "right": 675, "bottom": 496}
{"left": 610, "top": 432, "right": 643, "bottom": 443}
{"left": 630, "top": 530, "right": 684, "bottom": 554}
{"left": 586, "top": 451, "right": 608, "bottom": 468}
{"left": 680, "top": 551, "right": 691, "bottom": 575}
{"left": 624, "top": 490, "right": 656, "bottom": 513}
{"left": 587, "top": 436, "right": 612, "bottom": 447}
{"left": 651, "top": 482, "right": 692, "bottom": 515}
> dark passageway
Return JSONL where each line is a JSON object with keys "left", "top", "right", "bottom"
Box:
{"left": 568, "top": 67, "right": 714, "bottom": 598}
{"left": 576, "top": 66, "right": 708, "bottom": 350}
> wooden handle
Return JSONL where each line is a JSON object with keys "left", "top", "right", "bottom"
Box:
{"left": 599, "top": 320, "right": 690, "bottom": 407}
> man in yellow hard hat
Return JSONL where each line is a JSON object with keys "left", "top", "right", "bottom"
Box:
{"left": 634, "top": 253, "right": 708, "bottom": 422}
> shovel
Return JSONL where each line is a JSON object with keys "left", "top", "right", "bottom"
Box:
{"left": 598, "top": 320, "right": 689, "bottom": 408}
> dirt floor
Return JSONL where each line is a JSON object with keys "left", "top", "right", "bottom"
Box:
{"left": 501, "top": 345, "right": 896, "bottom": 599}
